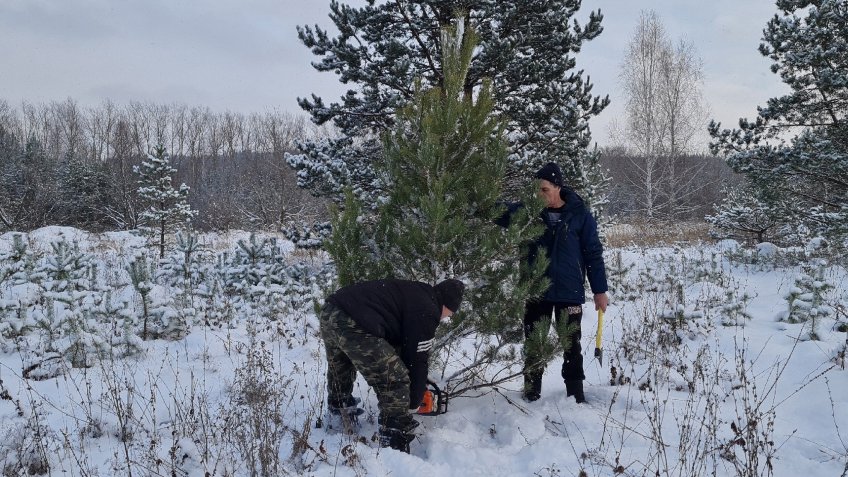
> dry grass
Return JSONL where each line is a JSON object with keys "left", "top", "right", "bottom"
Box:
{"left": 604, "top": 220, "right": 712, "bottom": 248}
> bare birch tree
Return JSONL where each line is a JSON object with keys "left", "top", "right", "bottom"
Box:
{"left": 613, "top": 10, "right": 711, "bottom": 221}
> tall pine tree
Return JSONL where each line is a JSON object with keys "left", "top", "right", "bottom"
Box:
{"left": 325, "top": 23, "right": 551, "bottom": 396}
{"left": 289, "top": 1, "right": 609, "bottom": 205}
{"left": 709, "top": 0, "right": 847, "bottom": 242}
{"left": 135, "top": 146, "right": 197, "bottom": 258}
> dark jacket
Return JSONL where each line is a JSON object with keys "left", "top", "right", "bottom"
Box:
{"left": 327, "top": 279, "right": 441, "bottom": 409}
{"left": 500, "top": 188, "right": 608, "bottom": 304}
{"left": 536, "top": 188, "right": 608, "bottom": 303}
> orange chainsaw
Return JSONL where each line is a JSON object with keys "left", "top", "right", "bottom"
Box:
{"left": 417, "top": 380, "right": 448, "bottom": 416}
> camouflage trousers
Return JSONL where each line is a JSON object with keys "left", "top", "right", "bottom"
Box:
{"left": 319, "top": 302, "right": 411, "bottom": 425}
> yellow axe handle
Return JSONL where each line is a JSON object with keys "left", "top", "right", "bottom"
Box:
{"left": 595, "top": 309, "right": 604, "bottom": 350}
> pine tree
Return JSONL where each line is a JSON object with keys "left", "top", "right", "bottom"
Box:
{"left": 282, "top": 221, "right": 332, "bottom": 251}
{"left": 127, "top": 252, "right": 154, "bottom": 340}
{"left": 561, "top": 146, "right": 611, "bottom": 228}
{"left": 0, "top": 136, "right": 57, "bottom": 231}
{"left": 0, "top": 234, "right": 35, "bottom": 286}
{"left": 158, "top": 231, "right": 212, "bottom": 314}
{"left": 289, "top": 1, "right": 609, "bottom": 204}
{"left": 135, "top": 145, "right": 197, "bottom": 258}
{"left": 709, "top": 0, "right": 847, "bottom": 242}
{"left": 32, "top": 239, "right": 105, "bottom": 366}
{"left": 706, "top": 186, "right": 788, "bottom": 244}
{"left": 0, "top": 125, "right": 21, "bottom": 230}
{"left": 324, "top": 24, "right": 550, "bottom": 395}
{"left": 784, "top": 258, "right": 834, "bottom": 340}
{"left": 0, "top": 234, "right": 36, "bottom": 343}
{"left": 58, "top": 157, "right": 111, "bottom": 230}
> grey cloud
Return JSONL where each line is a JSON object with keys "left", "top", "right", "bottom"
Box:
{"left": 1, "top": 0, "right": 789, "bottom": 146}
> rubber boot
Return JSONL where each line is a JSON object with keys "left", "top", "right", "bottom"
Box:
{"left": 565, "top": 380, "right": 586, "bottom": 404}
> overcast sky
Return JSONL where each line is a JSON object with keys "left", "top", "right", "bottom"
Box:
{"left": 0, "top": 0, "right": 787, "bottom": 148}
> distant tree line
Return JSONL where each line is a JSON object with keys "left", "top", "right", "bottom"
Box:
{"left": 599, "top": 146, "right": 741, "bottom": 222}
{"left": 0, "top": 99, "right": 327, "bottom": 233}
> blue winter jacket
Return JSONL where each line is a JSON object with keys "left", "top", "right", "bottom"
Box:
{"left": 500, "top": 189, "right": 608, "bottom": 304}
{"left": 534, "top": 189, "right": 608, "bottom": 303}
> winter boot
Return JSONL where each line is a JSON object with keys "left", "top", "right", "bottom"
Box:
{"left": 565, "top": 380, "right": 586, "bottom": 404}
{"left": 326, "top": 396, "right": 364, "bottom": 433}
{"left": 328, "top": 396, "right": 363, "bottom": 415}
{"left": 523, "top": 373, "right": 542, "bottom": 402}
{"left": 378, "top": 415, "right": 420, "bottom": 453}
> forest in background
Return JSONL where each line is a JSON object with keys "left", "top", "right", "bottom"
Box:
{"left": 0, "top": 98, "right": 738, "bottom": 237}
{"left": 0, "top": 99, "right": 327, "bottom": 233}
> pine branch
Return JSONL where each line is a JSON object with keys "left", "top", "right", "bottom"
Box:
{"left": 396, "top": 0, "right": 442, "bottom": 86}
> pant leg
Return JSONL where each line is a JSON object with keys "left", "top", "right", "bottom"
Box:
{"left": 523, "top": 300, "right": 555, "bottom": 371}
{"left": 319, "top": 303, "right": 357, "bottom": 407}
{"left": 555, "top": 304, "right": 585, "bottom": 382}
{"left": 523, "top": 301, "right": 554, "bottom": 396}
{"left": 323, "top": 305, "right": 411, "bottom": 426}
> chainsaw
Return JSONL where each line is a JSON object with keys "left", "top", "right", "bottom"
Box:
{"left": 416, "top": 380, "right": 448, "bottom": 416}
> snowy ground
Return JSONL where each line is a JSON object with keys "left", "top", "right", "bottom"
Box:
{"left": 0, "top": 227, "right": 846, "bottom": 476}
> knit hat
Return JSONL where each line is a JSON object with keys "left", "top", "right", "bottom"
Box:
{"left": 434, "top": 279, "right": 465, "bottom": 313}
{"left": 535, "top": 162, "right": 563, "bottom": 187}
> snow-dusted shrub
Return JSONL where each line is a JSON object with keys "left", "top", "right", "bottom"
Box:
{"left": 605, "top": 250, "right": 638, "bottom": 302}
{"left": 90, "top": 290, "right": 143, "bottom": 358}
{"left": 157, "top": 231, "right": 212, "bottom": 295}
{"left": 31, "top": 239, "right": 107, "bottom": 367}
{"left": 706, "top": 186, "right": 789, "bottom": 245}
{"left": 0, "top": 234, "right": 35, "bottom": 286}
{"left": 219, "top": 233, "right": 333, "bottom": 315}
{"left": 724, "top": 238, "right": 832, "bottom": 270}
{"left": 225, "top": 330, "right": 292, "bottom": 476}
{"left": 0, "top": 302, "right": 27, "bottom": 346}
{"left": 282, "top": 221, "right": 331, "bottom": 251}
{"left": 0, "top": 282, "right": 41, "bottom": 350}
{"left": 127, "top": 252, "right": 184, "bottom": 340}
{"left": 0, "top": 405, "right": 57, "bottom": 476}
{"left": 782, "top": 258, "right": 834, "bottom": 340}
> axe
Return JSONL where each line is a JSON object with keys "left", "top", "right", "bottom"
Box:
{"left": 594, "top": 309, "right": 604, "bottom": 365}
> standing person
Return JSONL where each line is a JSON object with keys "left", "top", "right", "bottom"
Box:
{"left": 319, "top": 278, "right": 464, "bottom": 452}
{"left": 522, "top": 162, "right": 608, "bottom": 403}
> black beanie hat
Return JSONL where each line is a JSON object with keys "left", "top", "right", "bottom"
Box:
{"left": 434, "top": 279, "right": 465, "bottom": 312}
{"left": 535, "top": 162, "right": 563, "bottom": 187}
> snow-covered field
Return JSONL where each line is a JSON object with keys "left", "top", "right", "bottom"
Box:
{"left": 0, "top": 227, "right": 846, "bottom": 476}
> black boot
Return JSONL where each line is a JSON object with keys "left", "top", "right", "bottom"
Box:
{"left": 523, "top": 373, "right": 542, "bottom": 402}
{"left": 328, "top": 396, "right": 363, "bottom": 415}
{"left": 378, "top": 416, "right": 420, "bottom": 453}
{"left": 565, "top": 380, "right": 586, "bottom": 404}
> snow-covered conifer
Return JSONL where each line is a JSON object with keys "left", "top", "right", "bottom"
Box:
{"left": 0, "top": 234, "right": 35, "bottom": 286}
{"left": 32, "top": 239, "right": 105, "bottom": 367}
{"left": 706, "top": 186, "right": 788, "bottom": 244}
{"left": 135, "top": 145, "right": 197, "bottom": 258}
{"left": 289, "top": 1, "right": 609, "bottom": 204}
{"left": 281, "top": 221, "right": 331, "bottom": 251}
{"left": 127, "top": 252, "right": 155, "bottom": 340}
{"left": 709, "top": 1, "right": 847, "bottom": 242}
{"left": 784, "top": 258, "right": 834, "bottom": 340}
{"left": 158, "top": 231, "right": 212, "bottom": 307}
{"left": 127, "top": 251, "right": 185, "bottom": 340}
